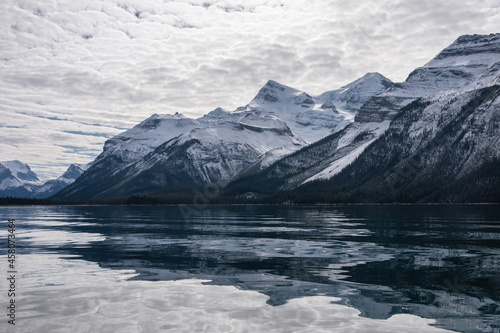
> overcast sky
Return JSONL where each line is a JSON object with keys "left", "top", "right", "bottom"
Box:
{"left": 1, "top": 0, "right": 499, "bottom": 179}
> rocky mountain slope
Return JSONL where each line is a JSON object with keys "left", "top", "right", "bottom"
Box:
{"left": 292, "top": 84, "right": 500, "bottom": 203}
{"left": 31, "top": 163, "right": 90, "bottom": 199}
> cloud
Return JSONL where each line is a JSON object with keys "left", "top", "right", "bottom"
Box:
{"left": 1, "top": 0, "right": 499, "bottom": 177}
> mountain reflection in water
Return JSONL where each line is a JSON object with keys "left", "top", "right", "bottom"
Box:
{"left": 2, "top": 204, "right": 499, "bottom": 333}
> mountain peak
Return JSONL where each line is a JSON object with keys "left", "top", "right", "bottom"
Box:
{"left": 250, "top": 80, "right": 302, "bottom": 105}
{"left": 265, "top": 79, "right": 288, "bottom": 89}
{"left": 60, "top": 164, "right": 86, "bottom": 180}
{"left": 319, "top": 72, "right": 393, "bottom": 115}
{"left": 356, "top": 33, "right": 500, "bottom": 123}
{"left": 340, "top": 72, "right": 393, "bottom": 90}
{"left": 0, "top": 160, "right": 40, "bottom": 182}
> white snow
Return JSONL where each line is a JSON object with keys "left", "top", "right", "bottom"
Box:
{"left": 1, "top": 160, "right": 32, "bottom": 176}
{"left": 426, "top": 53, "right": 500, "bottom": 68}
{"left": 304, "top": 139, "right": 375, "bottom": 184}
{"left": 319, "top": 72, "right": 394, "bottom": 114}
{"left": 338, "top": 121, "right": 390, "bottom": 150}
{"left": 0, "top": 160, "right": 42, "bottom": 190}
{"left": 133, "top": 117, "right": 307, "bottom": 184}
{"left": 0, "top": 177, "right": 25, "bottom": 191}
{"left": 302, "top": 120, "right": 391, "bottom": 184}
{"left": 99, "top": 113, "right": 203, "bottom": 169}
{"left": 245, "top": 75, "right": 392, "bottom": 143}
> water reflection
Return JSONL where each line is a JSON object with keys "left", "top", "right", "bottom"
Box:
{"left": 1, "top": 205, "right": 499, "bottom": 332}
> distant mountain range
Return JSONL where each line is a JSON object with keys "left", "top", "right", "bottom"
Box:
{"left": 0, "top": 161, "right": 90, "bottom": 199}
{"left": 7, "top": 33, "right": 500, "bottom": 203}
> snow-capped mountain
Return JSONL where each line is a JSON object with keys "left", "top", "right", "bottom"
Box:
{"left": 0, "top": 160, "right": 43, "bottom": 197}
{"left": 227, "top": 34, "right": 500, "bottom": 203}
{"left": 295, "top": 84, "right": 500, "bottom": 203}
{"left": 319, "top": 72, "right": 394, "bottom": 114}
{"left": 0, "top": 161, "right": 90, "bottom": 198}
{"left": 309, "top": 33, "right": 500, "bottom": 185}
{"left": 101, "top": 112, "right": 202, "bottom": 171}
{"left": 52, "top": 33, "right": 500, "bottom": 203}
{"left": 245, "top": 74, "right": 393, "bottom": 143}
{"left": 52, "top": 73, "right": 392, "bottom": 201}
{"left": 31, "top": 163, "right": 91, "bottom": 199}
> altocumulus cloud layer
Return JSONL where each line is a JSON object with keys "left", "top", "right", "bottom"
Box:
{"left": 1, "top": 0, "right": 499, "bottom": 178}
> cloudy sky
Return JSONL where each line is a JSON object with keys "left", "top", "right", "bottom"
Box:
{"left": 1, "top": 0, "right": 499, "bottom": 179}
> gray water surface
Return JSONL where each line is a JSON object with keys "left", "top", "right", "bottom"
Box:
{"left": 1, "top": 205, "right": 499, "bottom": 332}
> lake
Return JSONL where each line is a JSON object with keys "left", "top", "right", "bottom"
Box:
{"left": 1, "top": 205, "right": 499, "bottom": 332}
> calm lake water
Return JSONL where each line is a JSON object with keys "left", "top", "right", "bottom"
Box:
{"left": 1, "top": 205, "right": 499, "bottom": 333}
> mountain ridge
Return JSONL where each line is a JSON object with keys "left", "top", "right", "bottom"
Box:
{"left": 217, "top": 33, "right": 500, "bottom": 202}
{"left": 0, "top": 161, "right": 90, "bottom": 199}
{"left": 52, "top": 72, "right": 393, "bottom": 201}
{"left": 50, "top": 33, "right": 500, "bottom": 203}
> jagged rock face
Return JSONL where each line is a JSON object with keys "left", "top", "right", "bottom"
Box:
{"left": 356, "top": 33, "right": 500, "bottom": 123}
{"left": 254, "top": 84, "right": 281, "bottom": 103}
{"left": 355, "top": 95, "right": 409, "bottom": 123}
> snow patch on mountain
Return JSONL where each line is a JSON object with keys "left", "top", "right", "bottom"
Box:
{"left": 304, "top": 139, "right": 377, "bottom": 184}
{"left": 303, "top": 121, "right": 391, "bottom": 184}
